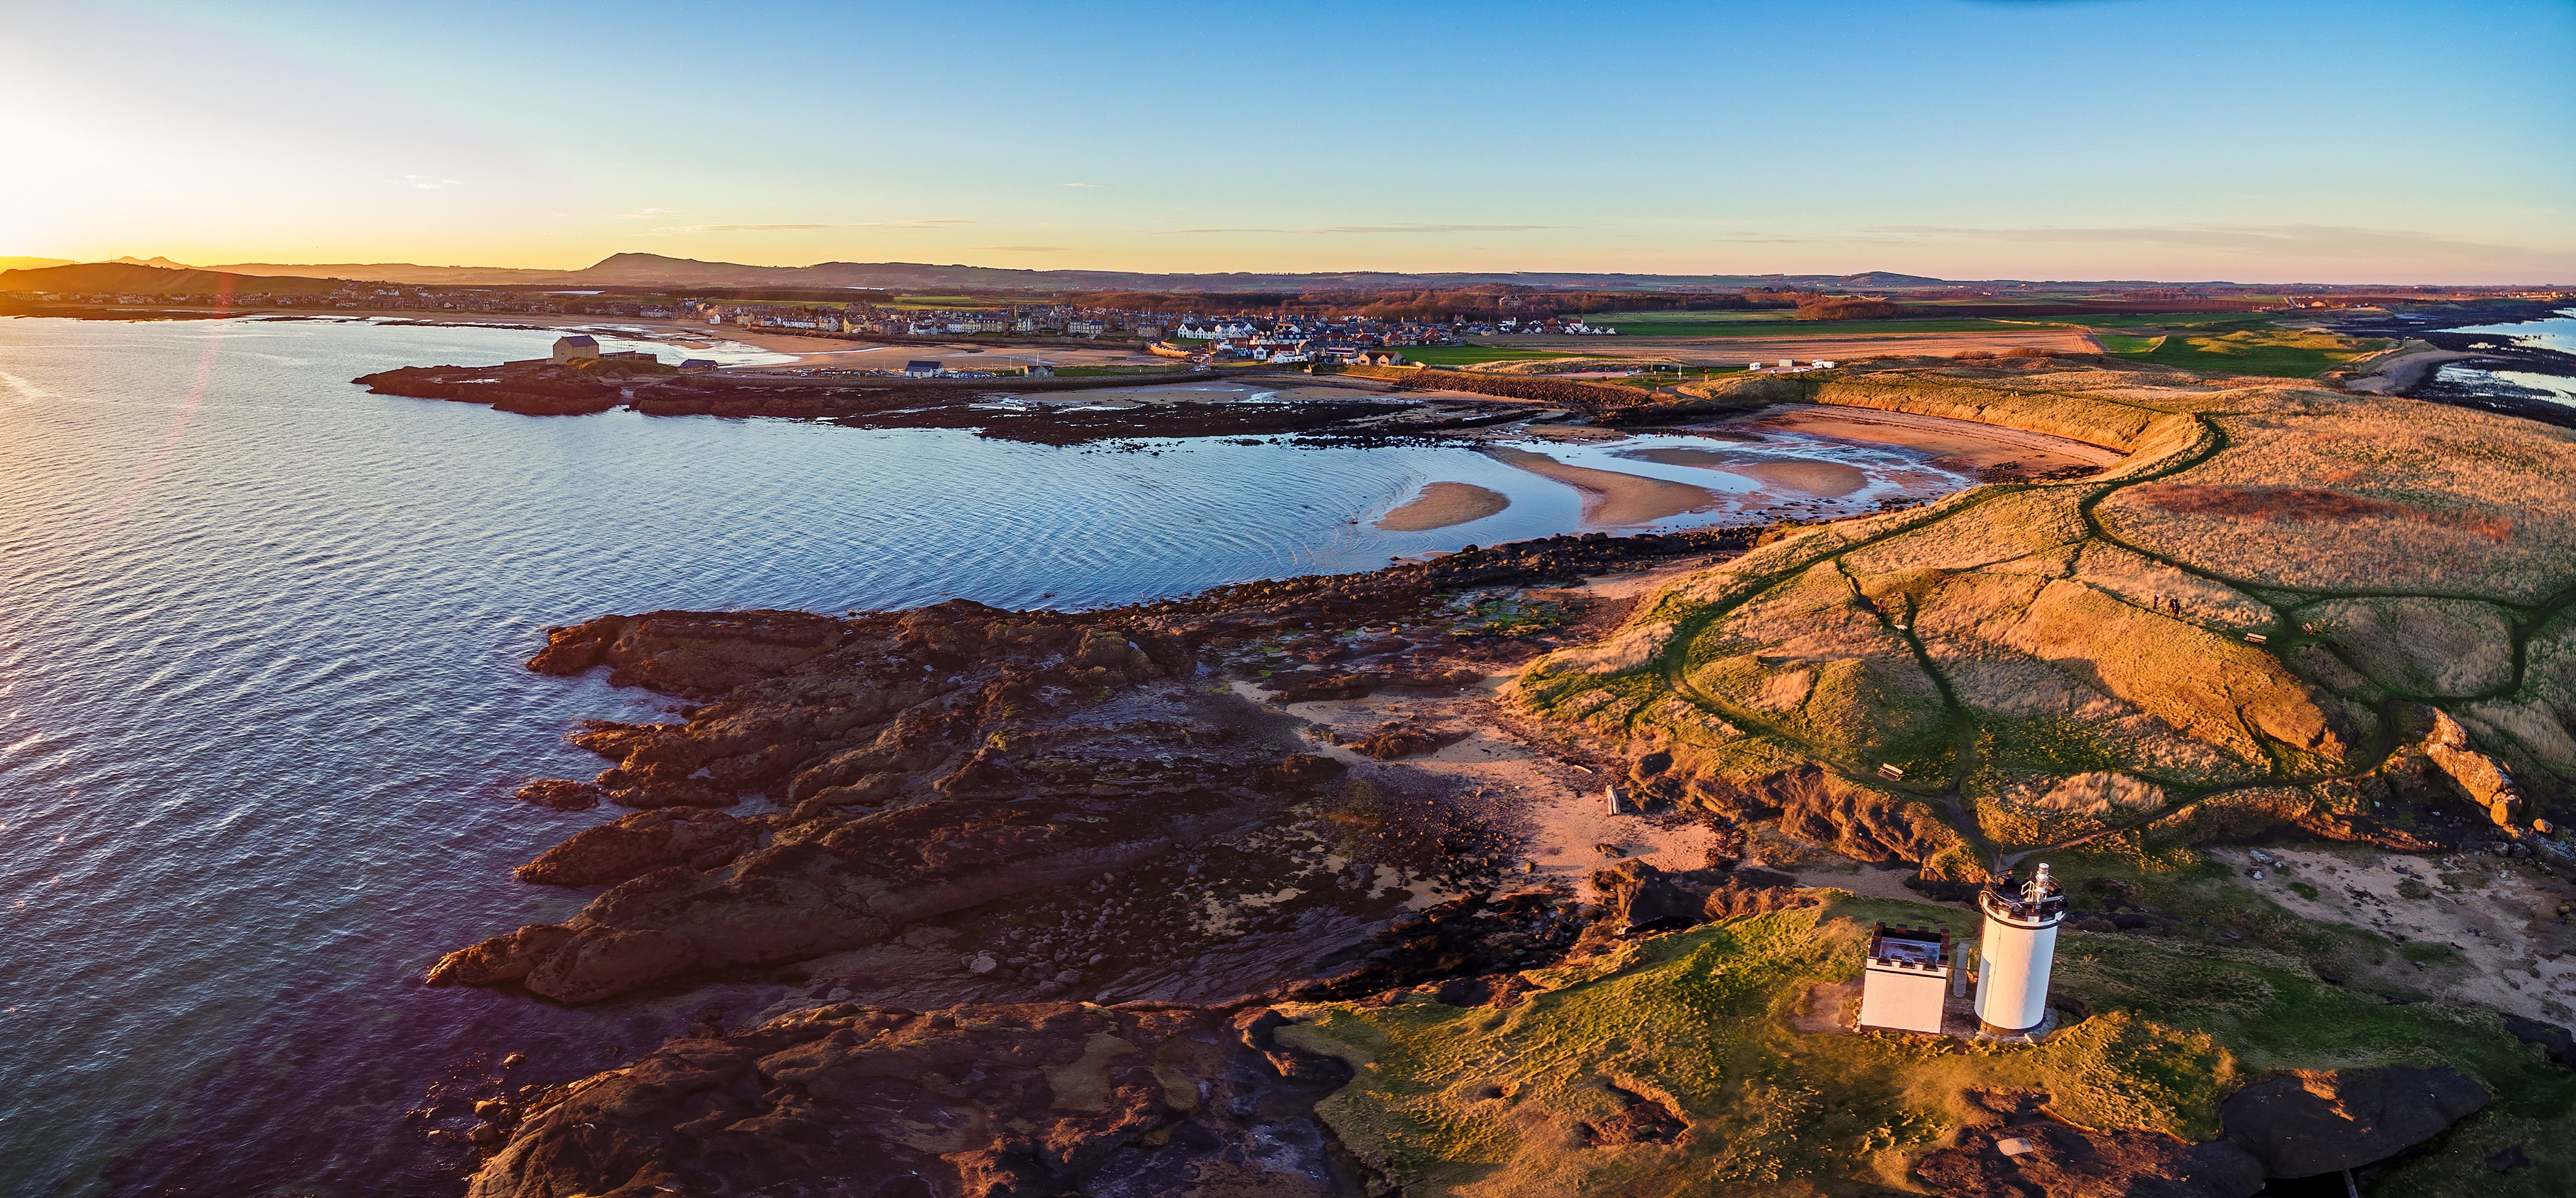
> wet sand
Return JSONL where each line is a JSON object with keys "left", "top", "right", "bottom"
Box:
{"left": 1483, "top": 446, "right": 1723, "bottom": 525}
{"left": 1376, "top": 482, "right": 1511, "bottom": 531}
{"left": 1617, "top": 447, "right": 1868, "bottom": 497}
{"left": 1740, "top": 404, "right": 2123, "bottom": 471}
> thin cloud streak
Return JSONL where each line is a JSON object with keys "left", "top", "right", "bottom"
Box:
{"left": 652, "top": 219, "right": 971, "bottom": 234}
{"left": 1861, "top": 223, "right": 2541, "bottom": 258}
{"left": 1151, "top": 223, "right": 1556, "bottom": 236}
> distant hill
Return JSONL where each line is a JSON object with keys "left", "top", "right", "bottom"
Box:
{"left": 1838, "top": 270, "right": 1950, "bottom": 289}
{"left": 202, "top": 262, "right": 573, "bottom": 286}
{"left": 558, "top": 253, "right": 1904, "bottom": 294}
{"left": 0, "top": 261, "right": 350, "bottom": 296}
{"left": 27, "top": 251, "right": 1960, "bottom": 294}
{"left": 0, "top": 256, "right": 77, "bottom": 273}
{"left": 10, "top": 253, "right": 2403, "bottom": 297}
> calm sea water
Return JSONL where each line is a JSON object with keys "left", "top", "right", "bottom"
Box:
{"left": 0, "top": 316, "right": 1960, "bottom": 1196}
{"left": 2439, "top": 307, "right": 2576, "bottom": 408}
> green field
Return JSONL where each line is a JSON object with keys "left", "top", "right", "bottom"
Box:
{"left": 1399, "top": 344, "right": 1580, "bottom": 367}
{"left": 1574, "top": 313, "right": 2041, "bottom": 338}
{"left": 2105, "top": 321, "right": 2387, "bottom": 377}
{"left": 2057, "top": 312, "right": 2283, "bottom": 329}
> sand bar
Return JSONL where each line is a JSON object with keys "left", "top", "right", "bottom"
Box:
{"left": 1617, "top": 447, "right": 1868, "bottom": 497}
{"left": 1740, "top": 404, "right": 2124, "bottom": 469}
{"left": 1484, "top": 446, "right": 1721, "bottom": 525}
{"left": 1375, "top": 482, "right": 1511, "bottom": 531}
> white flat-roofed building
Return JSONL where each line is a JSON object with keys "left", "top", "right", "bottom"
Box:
{"left": 1857, "top": 922, "right": 1951, "bottom": 1034}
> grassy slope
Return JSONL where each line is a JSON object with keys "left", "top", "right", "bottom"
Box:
{"left": 1516, "top": 362, "right": 2576, "bottom": 872}
{"left": 2093, "top": 316, "right": 2386, "bottom": 377}
{"left": 1284, "top": 890, "right": 2575, "bottom": 1197}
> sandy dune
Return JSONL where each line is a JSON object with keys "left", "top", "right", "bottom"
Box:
{"left": 1483, "top": 446, "right": 1722, "bottom": 525}
{"left": 1375, "top": 481, "right": 1511, "bottom": 531}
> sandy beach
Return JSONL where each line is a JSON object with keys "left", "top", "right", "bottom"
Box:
{"left": 1375, "top": 482, "right": 1511, "bottom": 531}
{"left": 1741, "top": 403, "right": 2124, "bottom": 471}
{"left": 1617, "top": 447, "right": 1869, "bottom": 497}
{"left": 1483, "top": 446, "right": 1724, "bottom": 525}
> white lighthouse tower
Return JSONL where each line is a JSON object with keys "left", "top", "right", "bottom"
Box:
{"left": 1973, "top": 863, "right": 2067, "bottom": 1037}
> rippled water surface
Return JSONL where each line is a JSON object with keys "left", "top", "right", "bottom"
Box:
{"left": 0, "top": 316, "right": 1948, "bottom": 1195}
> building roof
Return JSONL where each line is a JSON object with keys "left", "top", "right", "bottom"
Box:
{"left": 557, "top": 334, "right": 598, "bottom": 348}
{"left": 904, "top": 360, "right": 942, "bottom": 371}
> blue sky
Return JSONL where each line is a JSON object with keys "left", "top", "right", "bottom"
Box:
{"left": 2, "top": 0, "right": 2568, "bottom": 281}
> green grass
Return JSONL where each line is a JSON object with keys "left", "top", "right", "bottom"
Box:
{"left": 1399, "top": 344, "right": 1579, "bottom": 367}
{"left": 1283, "top": 892, "right": 2576, "bottom": 1197}
{"left": 2057, "top": 312, "right": 2285, "bottom": 329}
{"left": 1568, "top": 313, "right": 2039, "bottom": 338}
{"left": 2400, "top": 940, "right": 2465, "bottom": 966}
{"left": 2099, "top": 319, "right": 2387, "bottom": 377}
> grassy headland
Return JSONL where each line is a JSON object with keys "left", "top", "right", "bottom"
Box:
{"left": 1518, "top": 358, "right": 2576, "bottom": 881}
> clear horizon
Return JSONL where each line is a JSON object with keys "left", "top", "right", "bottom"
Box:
{"left": 4, "top": 0, "right": 2571, "bottom": 284}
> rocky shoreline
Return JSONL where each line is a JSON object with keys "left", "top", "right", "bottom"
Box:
{"left": 429, "top": 528, "right": 1804, "bottom": 1194}
{"left": 425, "top": 355, "right": 2576, "bottom": 1197}
{"left": 2321, "top": 300, "right": 2576, "bottom": 428}
{"left": 353, "top": 358, "right": 1546, "bottom": 446}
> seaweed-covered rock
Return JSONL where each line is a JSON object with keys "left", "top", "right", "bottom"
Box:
{"left": 1915, "top": 1123, "right": 2264, "bottom": 1198}
{"left": 463, "top": 1002, "right": 1358, "bottom": 1198}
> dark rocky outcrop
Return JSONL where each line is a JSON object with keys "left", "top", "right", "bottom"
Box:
{"left": 1915, "top": 1123, "right": 2265, "bottom": 1198}
{"left": 1592, "top": 860, "right": 1812, "bottom": 933}
{"left": 512, "top": 809, "right": 760, "bottom": 887}
{"left": 355, "top": 359, "right": 1442, "bottom": 446}
{"left": 440, "top": 535, "right": 1755, "bottom": 1006}
{"left": 463, "top": 1002, "right": 1363, "bottom": 1198}
{"left": 1676, "top": 764, "right": 1977, "bottom": 876}
{"left": 1274, "top": 892, "right": 1583, "bottom": 1002}
{"left": 2500, "top": 1013, "right": 2576, "bottom": 1069}
{"left": 2218, "top": 1066, "right": 2489, "bottom": 1178}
